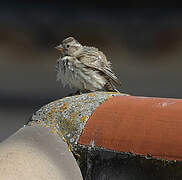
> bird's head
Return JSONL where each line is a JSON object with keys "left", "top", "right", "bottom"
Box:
{"left": 55, "top": 37, "right": 83, "bottom": 57}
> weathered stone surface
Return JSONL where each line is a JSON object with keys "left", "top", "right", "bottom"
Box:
{"left": 28, "top": 92, "right": 128, "bottom": 147}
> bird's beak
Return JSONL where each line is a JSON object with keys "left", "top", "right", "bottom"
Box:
{"left": 55, "top": 44, "right": 64, "bottom": 51}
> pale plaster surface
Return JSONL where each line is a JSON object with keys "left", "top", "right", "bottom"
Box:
{"left": 0, "top": 125, "right": 83, "bottom": 180}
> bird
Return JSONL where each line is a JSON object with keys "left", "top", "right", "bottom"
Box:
{"left": 55, "top": 37, "right": 121, "bottom": 93}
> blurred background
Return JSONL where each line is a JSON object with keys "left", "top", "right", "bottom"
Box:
{"left": 0, "top": 3, "right": 182, "bottom": 141}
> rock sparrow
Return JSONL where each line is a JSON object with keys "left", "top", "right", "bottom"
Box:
{"left": 55, "top": 37, "right": 121, "bottom": 92}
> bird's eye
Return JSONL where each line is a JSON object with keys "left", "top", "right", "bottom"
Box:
{"left": 66, "top": 44, "right": 70, "bottom": 48}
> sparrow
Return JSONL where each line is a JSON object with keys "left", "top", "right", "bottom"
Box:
{"left": 55, "top": 37, "right": 121, "bottom": 93}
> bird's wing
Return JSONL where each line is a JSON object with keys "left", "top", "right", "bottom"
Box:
{"left": 79, "top": 54, "right": 121, "bottom": 86}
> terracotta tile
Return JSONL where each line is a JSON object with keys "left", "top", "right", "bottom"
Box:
{"left": 79, "top": 96, "right": 182, "bottom": 160}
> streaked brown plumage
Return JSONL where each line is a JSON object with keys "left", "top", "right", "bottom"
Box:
{"left": 55, "top": 37, "right": 121, "bottom": 92}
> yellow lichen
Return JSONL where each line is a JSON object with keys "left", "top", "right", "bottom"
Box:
{"left": 67, "top": 143, "right": 73, "bottom": 152}
{"left": 57, "top": 130, "right": 64, "bottom": 138}
{"left": 50, "top": 124, "right": 55, "bottom": 128}
{"left": 80, "top": 116, "right": 88, "bottom": 123}
{"left": 50, "top": 129, "right": 57, "bottom": 134}
{"left": 70, "top": 112, "right": 78, "bottom": 121}
{"left": 74, "top": 153, "right": 81, "bottom": 159}
{"left": 88, "top": 93, "right": 95, "bottom": 97}
{"left": 51, "top": 118, "right": 57, "bottom": 123}
{"left": 49, "top": 108, "right": 57, "bottom": 114}
{"left": 107, "top": 92, "right": 119, "bottom": 94}
{"left": 60, "top": 102, "right": 69, "bottom": 112}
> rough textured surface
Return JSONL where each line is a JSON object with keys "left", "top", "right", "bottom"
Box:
{"left": 28, "top": 92, "right": 128, "bottom": 147}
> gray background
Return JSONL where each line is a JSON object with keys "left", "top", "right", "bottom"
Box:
{"left": 1, "top": 4, "right": 182, "bottom": 141}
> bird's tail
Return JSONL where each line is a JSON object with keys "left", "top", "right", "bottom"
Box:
{"left": 104, "top": 81, "right": 120, "bottom": 93}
